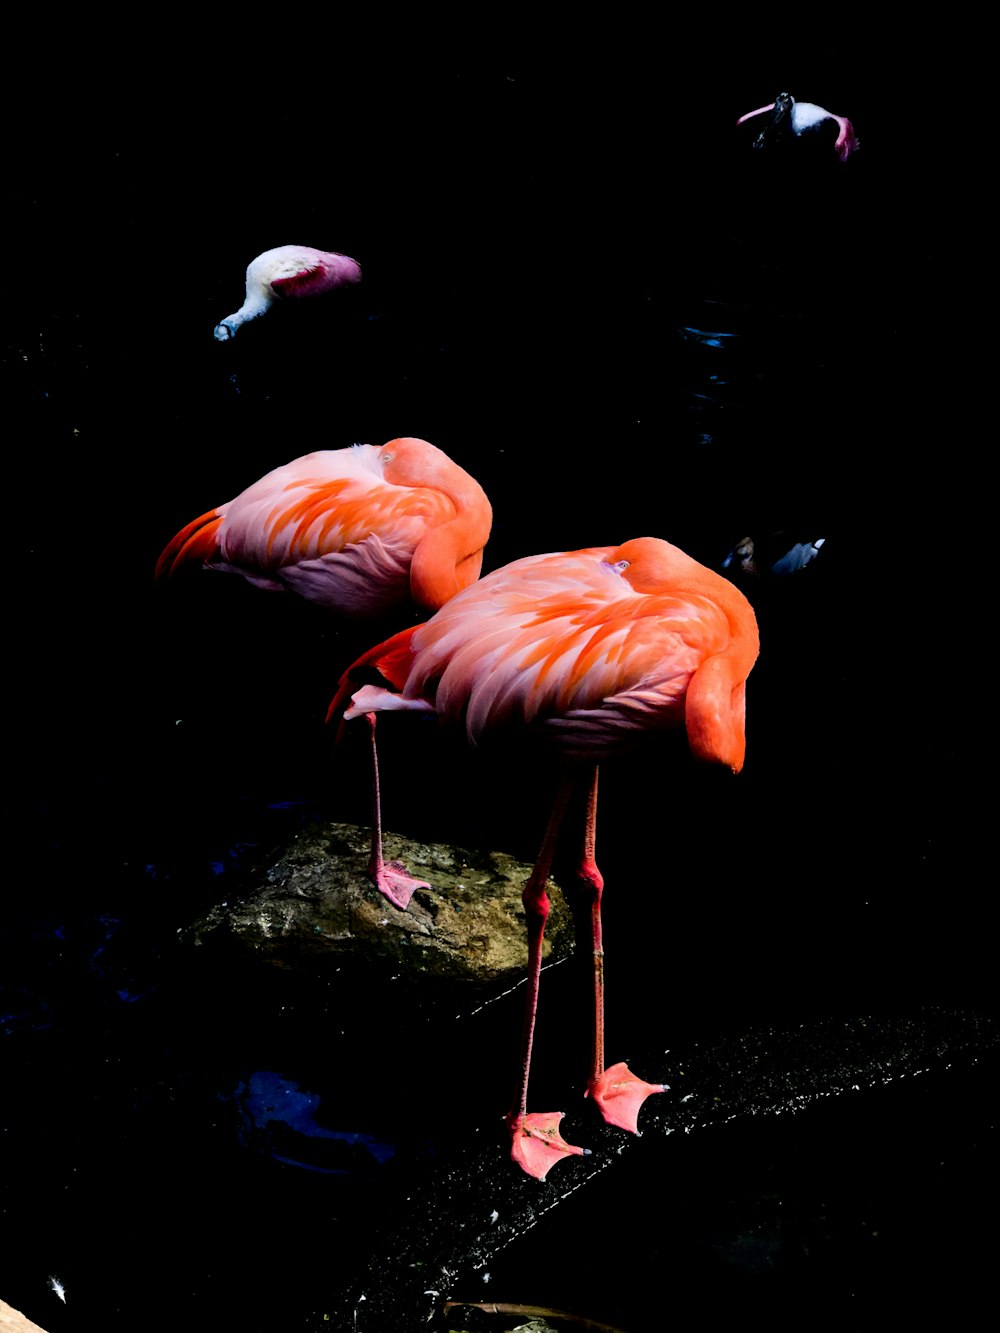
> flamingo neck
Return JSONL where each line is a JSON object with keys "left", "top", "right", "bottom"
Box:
{"left": 684, "top": 593, "right": 758, "bottom": 773}
{"left": 406, "top": 464, "right": 492, "bottom": 610}
{"left": 409, "top": 515, "right": 487, "bottom": 610}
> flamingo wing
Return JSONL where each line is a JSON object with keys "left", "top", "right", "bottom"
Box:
{"left": 159, "top": 442, "right": 477, "bottom": 618}
{"left": 367, "top": 541, "right": 756, "bottom": 763}
{"left": 155, "top": 508, "right": 225, "bottom": 580}
{"left": 215, "top": 448, "right": 455, "bottom": 613}
{"left": 218, "top": 458, "right": 449, "bottom": 567}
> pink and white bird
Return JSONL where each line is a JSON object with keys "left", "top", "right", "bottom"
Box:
{"left": 213, "top": 244, "right": 362, "bottom": 340}
{"left": 737, "top": 91, "right": 859, "bottom": 162}
{"left": 330, "top": 537, "right": 760, "bottom": 1179}
{"left": 155, "top": 437, "right": 492, "bottom": 617}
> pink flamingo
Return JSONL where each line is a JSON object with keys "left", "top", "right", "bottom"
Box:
{"left": 155, "top": 437, "right": 492, "bottom": 617}
{"left": 213, "top": 244, "right": 362, "bottom": 340}
{"left": 737, "top": 92, "right": 859, "bottom": 162}
{"left": 330, "top": 537, "right": 760, "bottom": 1179}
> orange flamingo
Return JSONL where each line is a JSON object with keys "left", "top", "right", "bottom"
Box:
{"left": 330, "top": 537, "right": 759, "bottom": 1179}
{"left": 213, "top": 244, "right": 362, "bottom": 340}
{"left": 737, "top": 92, "right": 859, "bottom": 162}
{"left": 155, "top": 437, "right": 492, "bottom": 617}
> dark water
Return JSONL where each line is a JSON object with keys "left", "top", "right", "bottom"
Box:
{"left": 4, "top": 29, "right": 991, "bottom": 1333}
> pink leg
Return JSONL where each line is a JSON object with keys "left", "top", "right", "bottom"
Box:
{"left": 577, "top": 767, "right": 668, "bottom": 1133}
{"left": 364, "top": 712, "right": 429, "bottom": 911}
{"left": 506, "top": 772, "right": 588, "bottom": 1181}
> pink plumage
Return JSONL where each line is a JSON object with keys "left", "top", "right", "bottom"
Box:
{"left": 333, "top": 536, "right": 759, "bottom": 1178}
{"left": 156, "top": 437, "right": 492, "bottom": 617}
{"left": 213, "top": 244, "right": 362, "bottom": 340}
{"left": 345, "top": 539, "right": 756, "bottom": 764}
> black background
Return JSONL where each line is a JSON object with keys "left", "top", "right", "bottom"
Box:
{"left": 3, "top": 21, "right": 992, "bottom": 1332}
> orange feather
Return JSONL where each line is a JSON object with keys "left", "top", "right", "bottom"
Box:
{"left": 333, "top": 536, "right": 759, "bottom": 1179}
{"left": 156, "top": 438, "right": 492, "bottom": 618}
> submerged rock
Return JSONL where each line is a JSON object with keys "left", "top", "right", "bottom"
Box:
{"left": 185, "top": 821, "right": 574, "bottom": 993}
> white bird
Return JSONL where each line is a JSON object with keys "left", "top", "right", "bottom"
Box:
{"left": 723, "top": 533, "right": 826, "bottom": 579}
{"left": 737, "top": 92, "right": 858, "bottom": 162}
{"left": 214, "top": 244, "right": 362, "bottom": 340}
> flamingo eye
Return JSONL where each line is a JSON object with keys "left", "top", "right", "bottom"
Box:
{"left": 381, "top": 451, "right": 394, "bottom": 464}
{"left": 613, "top": 559, "right": 630, "bottom": 572}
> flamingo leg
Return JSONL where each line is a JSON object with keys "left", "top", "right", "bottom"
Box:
{"left": 506, "top": 770, "right": 588, "bottom": 1180}
{"left": 577, "top": 766, "right": 669, "bottom": 1133}
{"left": 364, "top": 712, "right": 430, "bottom": 911}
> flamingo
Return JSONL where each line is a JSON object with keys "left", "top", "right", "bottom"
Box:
{"left": 155, "top": 437, "right": 492, "bottom": 617}
{"left": 329, "top": 537, "right": 760, "bottom": 1179}
{"left": 737, "top": 92, "right": 859, "bottom": 162}
{"left": 213, "top": 244, "right": 362, "bottom": 340}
